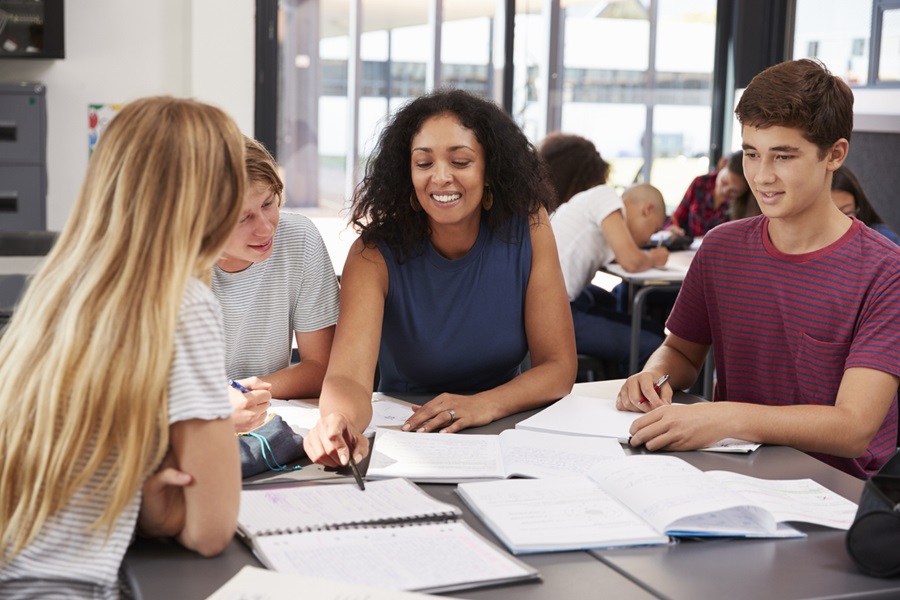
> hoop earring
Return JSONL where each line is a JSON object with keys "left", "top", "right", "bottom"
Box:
{"left": 410, "top": 192, "right": 422, "bottom": 212}
{"left": 482, "top": 186, "right": 493, "bottom": 211}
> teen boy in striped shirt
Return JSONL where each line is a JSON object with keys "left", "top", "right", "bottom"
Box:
{"left": 617, "top": 59, "right": 900, "bottom": 479}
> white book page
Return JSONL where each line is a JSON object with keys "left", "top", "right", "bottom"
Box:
{"left": 238, "top": 478, "right": 459, "bottom": 536}
{"left": 268, "top": 399, "right": 319, "bottom": 435}
{"left": 366, "top": 429, "right": 504, "bottom": 481}
{"left": 457, "top": 476, "right": 667, "bottom": 552}
{"left": 706, "top": 471, "right": 858, "bottom": 530}
{"left": 253, "top": 521, "right": 536, "bottom": 592}
{"left": 516, "top": 395, "right": 760, "bottom": 452}
{"left": 207, "top": 565, "right": 442, "bottom": 600}
{"left": 270, "top": 397, "right": 415, "bottom": 436}
{"left": 515, "top": 395, "right": 638, "bottom": 440}
{"left": 498, "top": 429, "right": 625, "bottom": 478}
{"left": 587, "top": 455, "right": 776, "bottom": 536}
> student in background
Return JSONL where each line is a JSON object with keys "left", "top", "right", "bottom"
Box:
{"left": 213, "top": 137, "right": 340, "bottom": 432}
{"left": 831, "top": 165, "right": 900, "bottom": 246}
{"left": 304, "top": 89, "right": 576, "bottom": 467}
{"left": 618, "top": 59, "right": 900, "bottom": 479}
{"left": 0, "top": 97, "right": 243, "bottom": 596}
{"left": 541, "top": 133, "right": 668, "bottom": 373}
{"left": 539, "top": 131, "right": 610, "bottom": 209}
{"left": 668, "top": 150, "right": 751, "bottom": 237}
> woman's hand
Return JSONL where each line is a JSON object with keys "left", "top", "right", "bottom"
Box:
{"left": 229, "top": 377, "right": 272, "bottom": 433}
{"left": 401, "top": 393, "right": 493, "bottom": 433}
{"left": 303, "top": 412, "right": 370, "bottom": 467}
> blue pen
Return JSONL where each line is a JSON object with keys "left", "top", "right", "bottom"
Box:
{"left": 230, "top": 380, "right": 251, "bottom": 393}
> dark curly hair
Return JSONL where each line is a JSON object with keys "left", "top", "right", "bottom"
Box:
{"left": 538, "top": 132, "right": 610, "bottom": 207}
{"left": 350, "top": 88, "right": 555, "bottom": 260}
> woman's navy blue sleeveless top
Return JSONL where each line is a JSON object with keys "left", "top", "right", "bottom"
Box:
{"left": 376, "top": 216, "right": 532, "bottom": 394}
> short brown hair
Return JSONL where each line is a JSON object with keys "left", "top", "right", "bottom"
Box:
{"left": 735, "top": 59, "right": 853, "bottom": 156}
{"left": 538, "top": 132, "right": 610, "bottom": 209}
{"left": 245, "top": 136, "right": 284, "bottom": 206}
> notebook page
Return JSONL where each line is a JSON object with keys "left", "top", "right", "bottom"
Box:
{"left": 252, "top": 521, "right": 538, "bottom": 593}
{"left": 516, "top": 395, "right": 761, "bottom": 452}
{"left": 587, "top": 455, "right": 776, "bottom": 536}
{"left": 207, "top": 565, "right": 444, "bottom": 600}
{"left": 706, "top": 471, "right": 858, "bottom": 530}
{"left": 498, "top": 429, "right": 625, "bottom": 478}
{"left": 238, "top": 478, "right": 460, "bottom": 536}
{"left": 515, "top": 395, "right": 637, "bottom": 440}
{"left": 270, "top": 397, "right": 415, "bottom": 435}
{"left": 456, "top": 476, "right": 667, "bottom": 553}
{"left": 366, "top": 429, "right": 504, "bottom": 481}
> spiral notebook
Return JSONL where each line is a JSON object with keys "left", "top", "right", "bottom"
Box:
{"left": 237, "top": 478, "right": 539, "bottom": 593}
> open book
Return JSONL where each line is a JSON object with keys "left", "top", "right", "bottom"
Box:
{"left": 456, "top": 455, "right": 858, "bottom": 554}
{"left": 515, "top": 394, "right": 761, "bottom": 453}
{"left": 237, "top": 478, "right": 538, "bottom": 593}
{"left": 366, "top": 428, "right": 625, "bottom": 483}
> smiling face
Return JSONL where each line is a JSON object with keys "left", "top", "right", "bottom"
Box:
{"left": 216, "top": 181, "right": 280, "bottom": 272}
{"left": 410, "top": 113, "right": 487, "bottom": 236}
{"left": 741, "top": 125, "right": 844, "bottom": 223}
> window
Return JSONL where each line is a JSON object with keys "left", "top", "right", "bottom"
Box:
{"left": 274, "top": 0, "right": 718, "bottom": 213}
{"left": 794, "top": 0, "right": 900, "bottom": 87}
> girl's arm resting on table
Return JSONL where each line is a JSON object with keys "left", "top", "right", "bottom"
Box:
{"left": 405, "top": 207, "right": 577, "bottom": 433}
{"left": 258, "top": 326, "right": 336, "bottom": 399}
{"left": 167, "top": 417, "right": 241, "bottom": 557}
{"left": 629, "top": 367, "right": 899, "bottom": 457}
{"left": 304, "top": 240, "right": 382, "bottom": 466}
{"left": 617, "top": 333, "right": 708, "bottom": 412}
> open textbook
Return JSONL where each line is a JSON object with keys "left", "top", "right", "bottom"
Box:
{"left": 366, "top": 428, "right": 625, "bottom": 483}
{"left": 456, "top": 455, "right": 858, "bottom": 554}
{"left": 236, "top": 478, "right": 538, "bottom": 593}
{"left": 515, "top": 394, "right": 761, "bottom": 453}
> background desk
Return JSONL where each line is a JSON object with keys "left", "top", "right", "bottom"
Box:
{"left": 605, "top": 252, "right": 715, "bottom": 399}
{"left": 126, "top": 381, "right": 896, "bottom": 599}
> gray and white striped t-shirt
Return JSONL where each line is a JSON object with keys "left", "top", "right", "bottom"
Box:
{"left": 0, "top": 278, "right": 234, "bottom": 598}
{"left": 211, "top": 212, "right": 340, "bottom": 380}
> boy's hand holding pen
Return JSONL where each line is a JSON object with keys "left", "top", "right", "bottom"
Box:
{"left": 639, "top": 373, "right": 670, "bottom": 405}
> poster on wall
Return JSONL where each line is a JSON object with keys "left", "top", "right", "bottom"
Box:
{"left": 88, "top": 104, "right": 123, "bottom": 156}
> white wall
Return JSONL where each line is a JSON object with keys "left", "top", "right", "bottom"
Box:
{"left": 0, "top": 0, "right": 255, "bottom": 230}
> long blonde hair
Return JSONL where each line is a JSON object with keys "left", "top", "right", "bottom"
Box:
{"left": 0, "top": 96, "right": 246, "bottom": 560}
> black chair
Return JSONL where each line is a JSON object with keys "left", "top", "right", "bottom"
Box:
{"left": 576, "top": 353, "right": 621, "bottom": 383}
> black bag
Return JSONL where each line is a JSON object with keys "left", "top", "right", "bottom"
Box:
{"left": 237, "top": 414, "right": 305, "bottom": 478}
{"left": 846, "top": 450, "right": 900, "bottom": 577}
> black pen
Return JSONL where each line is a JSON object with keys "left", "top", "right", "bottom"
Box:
{"left": 348, "top": 453, "right": 365, "bottom": 491}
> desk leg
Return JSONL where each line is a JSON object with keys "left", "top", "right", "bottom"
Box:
{"left": 629, "top": 284, "right": 682, "bottom": 376}
{"left": 703, "top": 351, "right": 715, "bottom": 400}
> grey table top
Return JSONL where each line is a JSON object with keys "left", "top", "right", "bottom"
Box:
{"left": 125, "top": 382, "right": 894, "bottom": 600}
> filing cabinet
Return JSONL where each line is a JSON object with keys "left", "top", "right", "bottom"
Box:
{"left": 0, "top": 81, "right": 46, "bottom": 231}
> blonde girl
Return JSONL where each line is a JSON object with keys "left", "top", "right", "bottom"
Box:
{"left": 0, "top": 96, "right": 244, "bottom": 598}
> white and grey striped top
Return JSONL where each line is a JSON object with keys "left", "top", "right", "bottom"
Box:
{"left": 0, "top": 278, "right": 234, "bottom": 599}
{"left": 211, "top": 212, "right": 340, "bottom": 380}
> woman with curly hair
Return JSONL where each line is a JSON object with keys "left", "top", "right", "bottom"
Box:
{"left": 304, "top": 88, "right": 576, "bottom": 467}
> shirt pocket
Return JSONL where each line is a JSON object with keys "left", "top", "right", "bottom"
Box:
{"left": 795, "top": 332, "right": 850, "bottom": 405}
